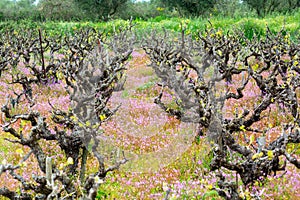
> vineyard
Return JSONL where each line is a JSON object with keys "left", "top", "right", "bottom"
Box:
{"left": 0, "top": 16, "right": 300, "bottom": 199}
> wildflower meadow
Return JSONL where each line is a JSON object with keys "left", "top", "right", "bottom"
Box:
{"left": 1, "top": 11, "right": 300, "bottom": 200}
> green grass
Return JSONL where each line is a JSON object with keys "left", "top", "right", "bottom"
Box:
{"left": 1, "top": 10, "right": 299, "bottom": 40}
{"left": 0, "top": 136, "right": 11, "bottom": 157}
{"left": 136, "top": 80, "right": 156, "bottom": 92}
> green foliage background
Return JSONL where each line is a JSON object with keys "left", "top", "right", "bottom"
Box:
{"left": 1, "top": 10, "right": 299, "bottom": 41}
{"left": 0, "top": 0, "right": 300, "bottom": 21}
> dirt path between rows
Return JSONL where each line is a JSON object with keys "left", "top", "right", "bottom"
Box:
{"left": 102, "top": 50, "right": 197, "bottom": 172}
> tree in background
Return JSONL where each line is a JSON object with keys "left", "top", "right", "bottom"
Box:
{"left": 75, "top": 0, "right": 129, "bottom": 21}
{"left": 160, "top": 0, "right": 217, "bottom": 17}
{"left": 0, "top": 0, "right": 37, "bottom": 20}
{"left": 37, "top": 0, "right": 81, "bottom": 21}
{"left": 288, "top": 0, "right": 300, "bottom": 9}
{"left": 117, "top": 0, "right": 166, "bottom": 20}
{"left": 244, "top": 0, "right": 300, "bottom": 17}
{"left": 1, "top": 0, "right": 300, "bottom": 21}
{"left": 213, "top": 0, "right": 252, "bottom": 18}
{"left": 0, "top": 0, "right": 13, "bottom": 20}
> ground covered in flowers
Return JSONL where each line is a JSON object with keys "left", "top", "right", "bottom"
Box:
{"left": 0, "top": 49, "right": 299, "bottom": 199}
{"left": 98, "top": 50, "right": 300, "bottom": 199}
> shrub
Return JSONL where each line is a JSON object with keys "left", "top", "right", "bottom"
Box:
{"left": 143, "top": 26, "right": 300, "bottom": 199}
{"left": 0, "top": 23, "right": 134, "bottom": 199}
